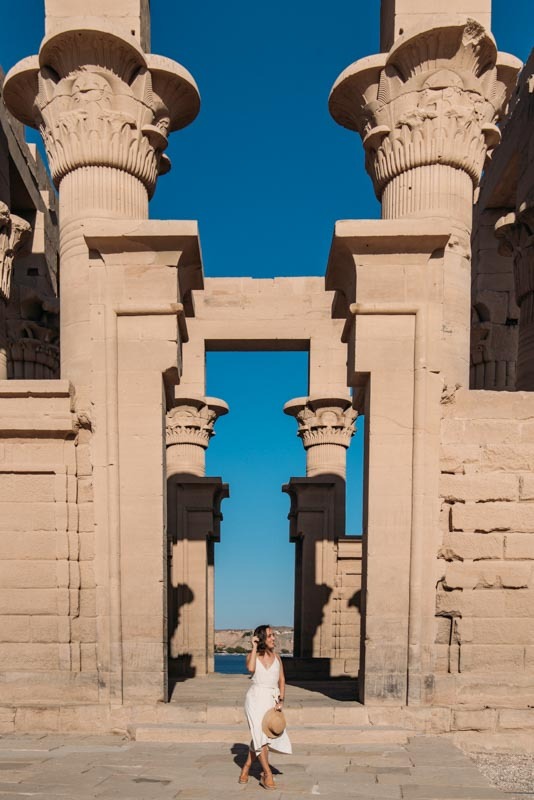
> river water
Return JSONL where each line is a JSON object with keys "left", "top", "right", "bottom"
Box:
{"left": 214, "top": 654, "right": 248, "bottom": 674}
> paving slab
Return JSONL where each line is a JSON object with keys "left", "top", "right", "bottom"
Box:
{"left": 0, "top": 733, "right": 511, "bottom": 799}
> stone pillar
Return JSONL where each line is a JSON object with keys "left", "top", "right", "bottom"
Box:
{"left": 166, "top": 393, "right": 228, "bottom": 679}
{"left": 166, "top": 394, "right": 229, "bottom": 478}
{"left": 380, "top": 0, "right": 491, "bottom": 52}
{"left": 3, "top": 15, "right": 199, "bottom": 412}
{"left": 0, "top": 204, "right": 32, "bottom": 378}
{"left": 283, "top": 396, "right": 357, "bottom": 479}
{"left": 496, "top": 210, "right": 534, "bottom": 390}
{"left": 167, "top": 478, "right": 229, "bottom": 678}
{"left": 283, "top": 478, "right": 343, "bottom": 662}
{"left": 329, "top": 18, "right": 520, "bottom": 388}
{"left": 283, "top": 397, "right": 357, "bottom": 673}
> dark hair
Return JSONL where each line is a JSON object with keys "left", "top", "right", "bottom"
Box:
{"left": 254, "top": 624, "right": 271, "bottom": 655}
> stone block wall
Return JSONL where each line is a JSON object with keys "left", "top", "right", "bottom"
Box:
{"left": 436, "top": 389, "right": 534, "bottom": 712}
{"left": 331, "top": 537, "right": 362, "bottom": 676}
{"left": 0, "top": 382, "right": 99, "bottom": 713}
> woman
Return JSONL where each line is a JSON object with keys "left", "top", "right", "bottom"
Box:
{"left": 239, "top": 624, "right": 292, "bottom": 789}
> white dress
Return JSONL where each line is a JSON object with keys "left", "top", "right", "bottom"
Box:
{"left": 244, "top": 656, "right": 292, "bottom": 755}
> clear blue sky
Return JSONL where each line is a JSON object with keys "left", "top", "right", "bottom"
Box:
{"left": 1, "top": 2, "right": 532, "bottom": 628}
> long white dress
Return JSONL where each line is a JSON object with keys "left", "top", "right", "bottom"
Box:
{"left": 244, "top": 656, "right": 292, "bottom": 755}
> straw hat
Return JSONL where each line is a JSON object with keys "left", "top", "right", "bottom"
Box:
{"left": 262, "top": 708, "right": 286, "bottom": 738}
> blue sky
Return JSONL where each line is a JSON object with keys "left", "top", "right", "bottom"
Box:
{"left": 1, "top": 2, "right": 532, "bottom": 628}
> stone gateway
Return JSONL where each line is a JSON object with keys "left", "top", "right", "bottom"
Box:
{"left": 0, "top": 0, "right": 532, "bottom": 750}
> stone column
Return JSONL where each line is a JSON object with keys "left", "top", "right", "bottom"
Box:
{"left": 496, "top": 210, "right": 534, "bottom": 390}
{"left": 0, "top": 204, "right": 31, "bottom": 378}
{"left": 329, "top": 18, "right": 520, "bottom": 388}
{"left": 166, "top": 394, "right": 229, "bottom": 477}
{"left": 283, "top": 396, "right": 357, "bottom": 479}
{"left": 283, "top": 397, "right": 356, "bottom": 672}
{"left": 3, "top": 20, "right": 199, "bottom": 413}
{"left": 166, "top": 393, "right": 228, "bottom": 678}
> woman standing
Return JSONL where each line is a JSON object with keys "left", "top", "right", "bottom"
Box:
{"left": 239, "top": 624, "right": 292, "bottom": 789}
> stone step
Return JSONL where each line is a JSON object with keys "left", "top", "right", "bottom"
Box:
{"left": 161, "top": 702, "right": 372, "bottom": 726}
{"left": 130, "top": 722, "right": 410, "bottom": 745}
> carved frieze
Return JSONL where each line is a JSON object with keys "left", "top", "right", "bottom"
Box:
{"left": 329, "top": 20, "right": 521, "bottom": 211}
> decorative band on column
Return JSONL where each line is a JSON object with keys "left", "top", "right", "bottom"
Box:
{"left": 60, "top": 168, "right": 149, "bottom": 220}
{"left": 381, "top": 165, "right": 473, "bottom": 225}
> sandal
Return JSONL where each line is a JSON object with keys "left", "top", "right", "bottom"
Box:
{"left": 259, "top": 772, "right": 276, "bottom": 790}
{"left": 238, "top": 769, "right": 249, "bottom": 784}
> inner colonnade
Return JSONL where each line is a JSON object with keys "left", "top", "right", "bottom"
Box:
{"left": 0, "top": 0, "right": 533, "bottom": 743}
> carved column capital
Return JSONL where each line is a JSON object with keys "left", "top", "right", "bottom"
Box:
{"left": 166, "top": 395, "right": 228, "bottom": 477}
{"left": 329, "top": 20, "right": 521, "bottom": 223}
{"left": 496, "top": 210, "right": 534, "bottom": 389}
{"left": 284, "top": 396, "right": 357, "bottom": 479}
{"left": 3, "top": 29, "right": 200, "bottom": 198}
{"left": 0, "top": 202, "right": 32, "bottom": 303}
{"left": 496, "top": 210, "right": 534, "bottom": 306}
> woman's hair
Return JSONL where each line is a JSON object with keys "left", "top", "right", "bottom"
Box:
{"left": 254, "top": 624, "right": 271, "bottom": 655}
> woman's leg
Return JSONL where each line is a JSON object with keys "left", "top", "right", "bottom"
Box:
{"left": 258, "top": 745, "right": 275, "bottom": 787}
{"left": 239, "top": 748, "right": 256, "bottom": 781}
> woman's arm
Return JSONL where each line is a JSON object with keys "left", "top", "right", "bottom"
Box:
{"left": 245, "top": 636, "right": 258, "bottom": 673}
{"left": 276, "top": 654, "right": 286, "bottom": 709}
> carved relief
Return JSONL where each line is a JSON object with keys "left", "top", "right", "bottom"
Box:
{"left": 495, "top": 210, "right": 534, "bottom": 389}
{"left": 330, "top": 21, "right": 521, "bottom": 208}
{"left": 166, "top": 397, "right": 228, "bottom": 450}
{"left": 36, "top": 64, "right": 170, "bottom": 195}
{"left": 0, "top": 203, "right": 32, "bottom": 303}
{"left": 284, "top": 397, "right": 357, "bottom": 449}
{"left": 4, "top": 30, "right": 200, "bottom": 198}
{"left": 496, "top": 210, "right": 534, "bottom": 308}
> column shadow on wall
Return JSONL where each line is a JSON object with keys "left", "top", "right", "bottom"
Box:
{"left": 282, "top": 473, "right": 362, "bottom": 702}
{"left": 168, "top": 581, "right": 196, "bottom": 691}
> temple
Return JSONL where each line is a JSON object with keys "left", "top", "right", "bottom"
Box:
{"left": 0, "top": 0, "right": 532, "bottom": 748}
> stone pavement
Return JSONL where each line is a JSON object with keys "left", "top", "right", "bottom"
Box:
{"left": 0, "top": 733, "right": 512, "bottom": 800}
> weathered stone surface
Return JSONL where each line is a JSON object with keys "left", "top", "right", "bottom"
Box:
{"left": 444, "top": 562, "right": 532, "bottom": 590}
{"left": 452, "top": 502, "right": 534, "bottom": 533}
{"left": 441, "top": 474, "right": 519, "bottom": 503}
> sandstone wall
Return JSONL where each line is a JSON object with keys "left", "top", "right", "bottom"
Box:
{"left": 332, "top": 537, "right": 362, "bottom": 675}
{"left": 0, "top": 381, "right": 99, "bottom": 723}
{"left": 436, "top": 389, "right": 534, "bottom": 729}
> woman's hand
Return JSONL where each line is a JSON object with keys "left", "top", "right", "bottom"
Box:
{"left": 251, "top": 636, "right": 259, "bottom": 649}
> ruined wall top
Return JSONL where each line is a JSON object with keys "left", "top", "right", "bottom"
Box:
{"left": 381, "top": 0, "right": 491, "bottom": 50}
{"left": 45, "top": 0, "right": 150, "bottom": 52}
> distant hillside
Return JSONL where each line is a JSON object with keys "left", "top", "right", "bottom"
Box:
{"left": 215, "top": 626, "right": 293, "bottom": 655}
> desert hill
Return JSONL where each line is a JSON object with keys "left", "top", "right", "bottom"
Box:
{"left": 215, "top": 626, "right": 293, "bottom": 654}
